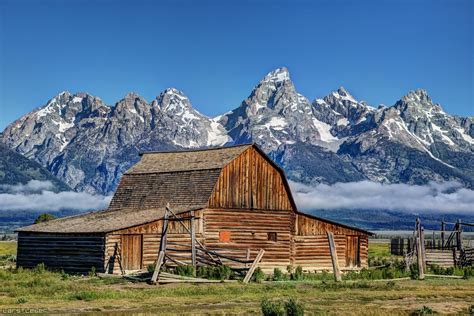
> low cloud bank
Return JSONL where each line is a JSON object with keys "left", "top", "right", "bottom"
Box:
{"left": 0, "top": 180, "right": 111, "bottom": 212}
{"left": 289, "top": 180, "right": 474, "bottom": 214}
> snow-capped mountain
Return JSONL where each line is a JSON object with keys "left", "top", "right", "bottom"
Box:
{"left": 1, "top": 68, "right": 473, "bottom": 194}
{"left": 1, "top": 89, "right": 229, "bottom": 193}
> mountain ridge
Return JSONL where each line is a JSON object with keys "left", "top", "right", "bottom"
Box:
{"left": 1, "top": 67, "right": 473, "bottom": 194}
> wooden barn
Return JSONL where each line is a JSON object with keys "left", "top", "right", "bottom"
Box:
{"left": 16, "top": 144, "right": 372, "bottom": 275}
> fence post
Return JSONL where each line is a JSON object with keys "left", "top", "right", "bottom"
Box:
{"left": 416, "top": 236, "right": 425, "bottom": 280}
{"left": 456, "top": 219, "right": 462, "bottom": 251}
{"left": 421, "top": 227, "right": 426, "bottom": 270}
{"left": 190, "top": 211, "right": 196, "bottom": 275}
{"left": 441, "top": 221, "right": 445, "bottom": 248}
{"left": 327, "top": 232, "right": 342, "bottom": 282}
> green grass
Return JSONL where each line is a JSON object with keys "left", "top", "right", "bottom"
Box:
{"left": 368, "top": 240, "right": 391, "bottom": 258}
{"left": 0, "top": 241, "right": 17, "bottom": 256}
{"left": 0, "top": 240, "right": 473, "bottom": 314}
{"left": 0, "top": 267, "right": 472, "bottom": 315}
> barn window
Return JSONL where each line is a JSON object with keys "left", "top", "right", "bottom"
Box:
{"left": 267, "top": 232, "right": 277, "bottom": 242}
{"left": 219, "top": 231, "right": 231, "bottom": 242}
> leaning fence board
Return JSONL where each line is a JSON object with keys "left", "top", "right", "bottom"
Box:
{"left": 150, "top": 251, "right": 165, "bottom": 283}
{"left": 327, "top": 232, "right": 342, "bottom": 282}
{"left": 243, "top": 249, "right": 265, "bottom": 283}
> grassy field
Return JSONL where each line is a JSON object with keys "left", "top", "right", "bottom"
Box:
{"left": 1, "top": 241, "right": 473, "bottom": 315}
{"left": 0, "top": 241, "right": 16, "bottom": 256}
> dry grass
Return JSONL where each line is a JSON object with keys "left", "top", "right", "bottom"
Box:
{"left": 0, "top": 241, "right": 16, "bottom": 256}
{"left": 1, "top": 240, "right": 473, "bottom": 315}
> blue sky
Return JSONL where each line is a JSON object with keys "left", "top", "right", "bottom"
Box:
{"left": 0, "top": 0, "right": 472, "bottom": 130}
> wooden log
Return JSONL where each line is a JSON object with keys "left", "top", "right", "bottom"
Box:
{"left": 456, "top": 219, "right": 462, "bottom": 251}
{"left": 245, "top": 248, "right": 250, "bottom": 268}
{"left": 421, "top": 227, "right": 426, "bottom": 270}
{"left": 243, "top": 249, "right": 265, "bottom": 284}
{"left": 424, "top": 274, "right": 463, "bottom": 279}
{"left": 416, "top": 236, "right": 425, "bottom": 280}
{"left": 327, "top": 232, "right": 342, "bottom": 282}
{"left": 191, "top": 211, "right": 196, "bottom": 273}
{"left": 441, "top": 221, "right": 445, "bottom": 248}
{"left": 150, "top": 251, "right": 165, "bottom": 283}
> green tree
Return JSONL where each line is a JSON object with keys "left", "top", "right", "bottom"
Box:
{"left": 34, "top": 213, "right": 56, "bottom": 224}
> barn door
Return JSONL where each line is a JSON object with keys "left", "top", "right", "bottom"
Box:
{"left": 346, "top": 236, "right": 360, "bottom": 267}
{"left": 122, "top": 234, "right": 143, "bottom": 271}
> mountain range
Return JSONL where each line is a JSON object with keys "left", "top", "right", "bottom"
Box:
{"left": 1, "top": 67, "right": 473, "bottom": 195}
{"left": 0, "top": 144, "right": 70, "bottom": 192}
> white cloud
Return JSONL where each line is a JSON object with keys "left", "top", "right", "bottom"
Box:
{"left": 0, "top": 180, "right": 111, "bottom": 212}
{"left": 0, "top": 180, "right": 55, "bottom": 193}
{"left": 289, "top": 180, "right": 474, "bottom": 214}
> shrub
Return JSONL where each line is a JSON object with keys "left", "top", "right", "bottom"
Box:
{"left": 17, "top": 297, "right": 28, "bottom": 304}
{"left": 273, "top": 268, "right": 284, "bottom": 281}
{"left": 411, "top": 305, "right": 434, "bottom": 315}
{"left": 261, "top": 298, "right": 284, "bottom": 316}
{"left": 73, "top": 291, "right": 99, "bottom": 301}
{"left": 34, "top": 263, "right": 46, "bottom": 274}
{"left": 60, "top": 270, "right": 69, "bottom": 280}
{"left": 147, "top": 263, "right": 155, "bottom": 273}
{"left": 253, "top": 267, "right": 266, "bottom": 283}
{"left": 463, "top": 267, "right": 473, "bottom": 279}
{"left": 409, "top": 264, "right": 419, "bottom": 280}
{"left": 34, "top": 213, "right": 57, "bottom": 224}
{"left": 291, "top": 266, "right": 303, "bottom": 281}
{"left": 285, "top": 298, "right": 304, "bottom": 316}
{"left": 88, "top": 266, "right": 97, "bottom": 277}
{"left": 196, "top": 265, "right": 232, "bottom": 280}
{"left": 176, "top": 265, "right": 195, "bottom": 277}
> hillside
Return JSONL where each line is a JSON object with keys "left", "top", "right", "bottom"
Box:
{"left": 0, "top": 144, "right": 70, "bottom": 192}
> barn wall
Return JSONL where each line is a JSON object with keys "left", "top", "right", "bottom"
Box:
{"left": 208, "top": 147, "right": 293, "bottom": 211}
{"left": 202, "top": 208, "right": 293, "bottom": 271}
{"left": 293, "top": 213, "right": 369, "bottom": 270}
{"left": 296, "top": 213, "right": 367, "bottom": 236}
{"left": 105, "top": 210, "right": 204, "bottom": 274}
{"left": 16, "top": 232, "right": 105, "bottom": 274}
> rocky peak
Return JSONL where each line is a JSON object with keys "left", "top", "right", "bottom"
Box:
{"left": 113, "top": 93, "right": 148, "bottom": 118}
{"left": 262, "top": 67, "right": 290, "bottom": 84}
{"left": 324, "top": 86, "right": 358, "bottom": 105}
{"left": 155, "top": 88, "right": 195, "bottom": 115}
{"left": 402, "top": 89, "right": 431, "bottom": 103}
{"left": 397, "top": 89, "right": 445, "bottom": 113}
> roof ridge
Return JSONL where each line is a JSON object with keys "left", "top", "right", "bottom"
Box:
{"left": 139, "top": 143, "right": 254, "bottom": 155}
{"left": 124, "top": 167, "right": 223, "bottom": 175}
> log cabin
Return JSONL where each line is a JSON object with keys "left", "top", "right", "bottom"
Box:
{"left": 16, "top": 144, "right": 372, "bottom": 274}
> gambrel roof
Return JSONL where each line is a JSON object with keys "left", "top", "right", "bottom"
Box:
{"left": 127, "top": 144, "right": 251, "bottom": 174}
{"left": 108, "top": 144, "right": 256, "bottom": 210}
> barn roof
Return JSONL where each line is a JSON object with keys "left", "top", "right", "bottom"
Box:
{"left": 108, "top": 144, "right": 254, "bottom": 211}
{"left": 108, "top": 169, "right": 221, "bottom": 210}
{"left": 16, "top": 207, "right": 196, "bottom": 233}
{"left": 127, "top": 144, "right": 251, "bottom": 174}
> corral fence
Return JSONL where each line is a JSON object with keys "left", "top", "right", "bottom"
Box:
{"left": 391, "top": 219, "right": 474, "bottom": 268}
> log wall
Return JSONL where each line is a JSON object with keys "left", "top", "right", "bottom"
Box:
{"left": 296, "top": 213, "right": 367, "bottom": 236}
{"left": 105, "top": 210, "right": 204, "bottom": 274}
{"left": 16, "top": 232, "right": 105, "bottom": 274}
{"left": 202, "top": 208, "right": 292, "bottom": 271}
{"left": 293, "top": 235, "right": 368, "bottom": 271}
{"left": 208, "top": 147, "right": 293, "bottom": 211}
{"left": 293, "top": 213, "right": 369, "bottom": 271}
